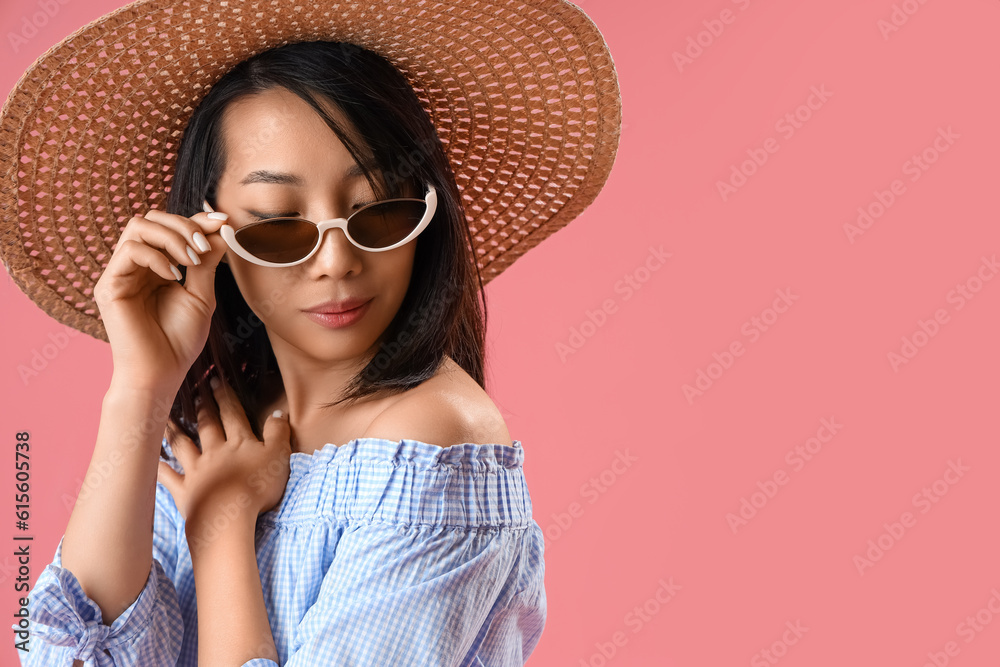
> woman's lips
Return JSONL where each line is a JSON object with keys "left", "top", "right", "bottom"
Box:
{"left": 302, "top": 298, "right": 372, "bottom": 328}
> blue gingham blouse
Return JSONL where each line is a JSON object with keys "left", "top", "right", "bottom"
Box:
{"left": 14, "top": 437, "right": 547, "bottom": 665}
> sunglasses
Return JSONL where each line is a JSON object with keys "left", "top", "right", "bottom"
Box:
{"left": 202, "top": 184, "right": 437, "bottom": 267}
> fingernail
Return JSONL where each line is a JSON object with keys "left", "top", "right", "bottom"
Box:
{"left": 207, "top": 212, "right": 229, "bottom": 221}
{"left": 272, "top": 409, "right": 285, "bottom": 419}
{"left": 170, "top": 264, "right": 183, "bottom": 281}
{"left": 194, "top": 395, "right": 203, "bottom": 408}
{"left": 210, "top": 376, "right": 220, "bottom": 390}
{"left": 192, "top": 232, "right": 211, "bottom": 252}
{"left": 186, "top": 246, "right": 202, "bottom": 265}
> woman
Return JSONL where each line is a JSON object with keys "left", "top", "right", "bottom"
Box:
{"left": 2, "top": 1, "right": 621, "bottom": 665}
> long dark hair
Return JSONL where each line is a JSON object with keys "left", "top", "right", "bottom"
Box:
{"left": 163, "top": 41, "right": 488, "bottom": 446}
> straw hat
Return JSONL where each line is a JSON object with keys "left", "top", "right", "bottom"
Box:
{"left": 0, "top": 0, "right": 621, "bottom": 342}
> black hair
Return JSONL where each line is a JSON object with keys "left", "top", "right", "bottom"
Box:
{"left": 163, "top": 41, "right": 488, "bottom": 444}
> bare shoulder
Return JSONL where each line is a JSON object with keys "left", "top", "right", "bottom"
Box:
{"left": 361, "top": 356, "right": 513, "bottom": 448}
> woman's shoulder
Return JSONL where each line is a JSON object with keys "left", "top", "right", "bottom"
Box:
{"left": 361, "top": 356, "right": 513, "bottom": 448}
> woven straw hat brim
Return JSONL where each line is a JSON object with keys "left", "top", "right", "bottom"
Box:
{"left": 0, "top": 0, "right": 621, "bottom": 342}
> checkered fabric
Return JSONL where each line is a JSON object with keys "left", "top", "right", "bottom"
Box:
{"left": 13, "top": 437, "right": 546, "bottom": 665}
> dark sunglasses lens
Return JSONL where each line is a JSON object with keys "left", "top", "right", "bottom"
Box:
{"left": 349, "top": 201, "right": 426, "bottom": 249}
{"left": 236, "top": 219, "right": 317, "bottom": 263}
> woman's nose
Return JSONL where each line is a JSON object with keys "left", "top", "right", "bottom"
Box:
{"left": 307, "top": 224, "right": 363, "bottom": 276}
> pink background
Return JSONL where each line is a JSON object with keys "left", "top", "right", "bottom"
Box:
{"left": 3, "top": 0, "right": 1000, "bottom": 665}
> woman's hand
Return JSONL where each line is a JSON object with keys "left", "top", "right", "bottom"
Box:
{"left": 156, "top": 373, "right": 292, "bottom": 540}
{"left": 93, "top": 209, "right": 230, "bottom": 393}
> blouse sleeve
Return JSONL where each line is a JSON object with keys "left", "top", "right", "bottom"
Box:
{"left": 11, "top": 439, "right": 185, "bottom": 666}
{"left": 268, "top": 518, "right": 546, "bottom": 666}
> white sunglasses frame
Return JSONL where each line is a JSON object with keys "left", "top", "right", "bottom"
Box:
{"left": 202, "top": 184, "right": 437, "bottom": 268}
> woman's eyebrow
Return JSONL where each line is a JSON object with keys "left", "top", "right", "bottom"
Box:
{"left": 239, "top": 163, "right": 366, "bottom": 186}
{"left": 240, "top": 170, "right": 304, "bottom": 186}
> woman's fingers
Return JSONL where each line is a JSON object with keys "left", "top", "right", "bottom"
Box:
{"left": 195, "top": 379, "right": 226, "bottom": 445}
{"left": 164, "top": 417, "right": 200, "bottom": 468}
{"left": 156, "top": 459, "right": 183, "bottom": 493}
{"left": 262, "top": 409, "right": 292, "bottom": 453}
{"left": 141, "top": 210, "right": 230, "bottom": 305}
{"left": 99, "top": 239, "right": 185, "bottom": 286}
{"left": 100, "top": 210, "right": 229, "bottom": 290}
{"left": 257, "top": 410, "right": 292, "bottom": 513}
{"left": 143, "top": 208, "right": 228, "bottom": 233}
{"left": 98, "top": 217, "right": 203, "bottom": 298}
{"left": 130, "top": 209, "right": 228, "bottom": 257}
{"left": 112, "top": 214, "right": 207, "bottom": 272}
{"left": 208, "top": 374, "right": 253, "bottom": 445}
{"left": 177, "top": 227, "right": 229, "bottom": 306}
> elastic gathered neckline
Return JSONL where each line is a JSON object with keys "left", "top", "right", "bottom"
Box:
{"left": 287, "top": 437, "right": 526, "bottom": 475}
{"left": 162, "top": 437, "right": 534, "bottom": 530}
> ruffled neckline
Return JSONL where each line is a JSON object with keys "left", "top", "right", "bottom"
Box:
{"left": 286, "top": 437, "right": 525, "bottom": 479}
{"left": 259, "top": 437, "right": 529, "bottom": 525}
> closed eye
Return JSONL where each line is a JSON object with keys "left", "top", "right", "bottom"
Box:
{"left": 248, "top": 210, "right": 298, "bottom": 221}
{"left": 248, "top": 202, "right": 378, "bottom": 221}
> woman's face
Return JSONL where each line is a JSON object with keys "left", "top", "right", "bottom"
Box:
{"left": 213, "top": 86, "right": 416, "bottom": 368}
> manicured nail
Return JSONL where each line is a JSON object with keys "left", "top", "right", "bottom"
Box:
{"left": 186, "top": 246, "right": 202, "bottom": 265}
{"left": 272, "top": 409, "right": 285, "bottom": 419}
{"left": 210, "top": 376, "right": 220, "bottom": 390}
{"left": 192, "top": 232, "right": 211, "bottom": 252}
{"left": 207, "top": 212, "right": 229, "bottom": 221}
{"left": 169, "top": 264, "right": 182, "bottom": 281}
